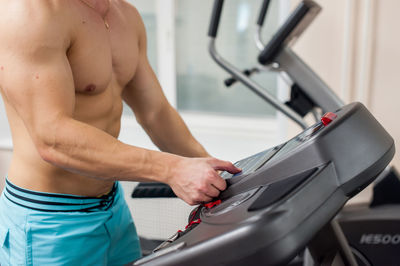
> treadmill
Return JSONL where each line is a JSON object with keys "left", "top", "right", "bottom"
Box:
{"left": 132, "top": 103, "right": 395, "bottom": 265}
{"left": 208, "top": 1, "right": 400, "bottom": 264}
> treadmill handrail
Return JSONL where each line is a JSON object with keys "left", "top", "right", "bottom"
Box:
{"left": 258, "top": 0, "right": 319, "bottom": 65}
{"left": 207, "top": 0, "right": 307, "bottom": 129}
{"left": 257, "top": 0, "right": 272, "bottom": 27}
{"left": 255, "top": 0, "right": 271, "bottom": 50}
{"left": 208, "top": 39, "right": 308, "bottom": 129}
{"left": 254, "top": 0, "right": 344, "bottom": 112}
{"left": 208, "top": 0, "right": 224, "bottom": 38}
{"left": 276, "top": 47, "right": 344, "bottom": 112}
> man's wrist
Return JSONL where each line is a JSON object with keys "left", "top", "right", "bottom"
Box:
{"left": 150, "top": 150, "right": 183, "bottom": 184}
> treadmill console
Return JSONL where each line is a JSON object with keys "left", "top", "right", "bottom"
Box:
{"left": 220, "top": 146, "right": 279, "bottom": 180}
{"left": 221, "top": 121, "right": 325, "bottom": 181}
{"left": 133, "top": 103, "right": 394, "bottom": 266}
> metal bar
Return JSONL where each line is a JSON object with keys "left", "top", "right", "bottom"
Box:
{"left": 255, "top": 25, "right": 265, "bottom": 51}
{"left": 308, "top": 220, "right": 358, "bottom": 266}
{"left": 276, "top": 47, "right": 345, "bottom": 113}
{"left": 208, "top": 0, "right": 225, "bottom": 38}
{"left": 331, "top": 219, "right": 359, "bottom": 266}
{"left": 209, "top": 39, "right": 308, "bottom": 129}
{"left": 257, "top": 0, "right": 272, "bottom": 27}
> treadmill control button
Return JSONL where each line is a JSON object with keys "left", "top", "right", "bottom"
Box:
{"left": 321, "top": 112, "right": 337, "bottom": 126}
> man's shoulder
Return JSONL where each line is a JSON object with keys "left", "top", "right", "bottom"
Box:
{"left": 0, "top": 0, "right": 72, "bottom": 22}
{"left": 118, "top": 0, "right": 141, "bottom": 17}
{"left": 0, "top": 1, "right": 75, "bottom": 34}
{"left": 0, "top": 1, "right": 74, "bottom": 50}
{"left": 117, "top": 1, "right": 145, "bottom": 28}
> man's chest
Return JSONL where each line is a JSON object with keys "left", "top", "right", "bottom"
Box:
{"left": 67, "top": 19, "right": 139, "bottom": 95}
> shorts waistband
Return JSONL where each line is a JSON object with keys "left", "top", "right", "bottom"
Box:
{"left": 3, "top": 179, "right": 118, "bottom": 212}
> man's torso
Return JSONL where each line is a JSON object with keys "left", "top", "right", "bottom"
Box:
{"left": 0, "top": 0, "right": 141, "bottom": 196}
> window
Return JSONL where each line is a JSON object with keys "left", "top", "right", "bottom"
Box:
{"left": 121, "top": 0, "right": 290, "bottom": 156}
{"left": 127, "top": 0, "right": 283, "bottom": 118}
{"left": 175, "top": 0, "right": 280, "bottom": 117}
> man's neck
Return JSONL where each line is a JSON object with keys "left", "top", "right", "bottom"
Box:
{"left": 80, "top": 0, "right": 110, "bottom": 17}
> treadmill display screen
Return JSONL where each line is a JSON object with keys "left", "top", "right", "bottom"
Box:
{"left": 220, "top": 147, "right": 279, "bottom": 179}
{"left": 220, "top": 122, "right": 324, "bottom": 180}
{"left": 272, "top": 122, "right": 324, "bottom": 161}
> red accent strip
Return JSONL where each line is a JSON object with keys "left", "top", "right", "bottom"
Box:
{"left": 204, "top": 199, "right": 222, "bottom": 209}
{"left": 185, "top": 219, "right": 202, "bottom": 229}
{"left": 189, "top": 208, "right": 198, "bottom": 223}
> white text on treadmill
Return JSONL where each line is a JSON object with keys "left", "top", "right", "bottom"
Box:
{"left": 360, "top": 234, "right": 400, "bottom": 245}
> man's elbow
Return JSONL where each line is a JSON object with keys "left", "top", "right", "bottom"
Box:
{"left": 33, "top": 117, "right": 71, "bottom": 165}
{"left": 36, "top": 138, "right": 59, "bottom": 165}
{"left": 33, "top": 123, "right": 65, "bottom": 165}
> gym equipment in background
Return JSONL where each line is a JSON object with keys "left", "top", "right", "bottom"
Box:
{"left": 208, "top": 1, "right": 400, "bottom": 264}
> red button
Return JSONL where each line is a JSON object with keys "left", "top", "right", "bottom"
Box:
{"left": 321, "top": 112, "right": 337, "bottom": 126}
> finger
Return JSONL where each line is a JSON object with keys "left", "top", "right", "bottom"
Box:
{"left": 210, "top": 159, "right": 242, "bottom": 174}
{"left": 205, "top": 184, "right": 221, "bottom": 198}
{"left": 212, "top": 174, "right": 227, "bottom": 191}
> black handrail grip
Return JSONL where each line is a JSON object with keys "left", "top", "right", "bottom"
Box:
{"left": 257, "top": 0, "right": 271, "bottom": 26}
{"left": 258, "top": 2, "right": 310, "bottom": 65}
{"left": 208, "top": 0, "right": 224, "bottom": 38}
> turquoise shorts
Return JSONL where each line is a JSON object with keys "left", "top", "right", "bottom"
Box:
{"left": 0, "top": 179, "right": 141, "bottom": 266}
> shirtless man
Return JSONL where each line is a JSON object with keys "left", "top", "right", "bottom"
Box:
{"left": 0, "top": 0, "right": 241, "bottom": 264}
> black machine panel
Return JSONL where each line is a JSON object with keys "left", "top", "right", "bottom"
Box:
{"left": 133, "top": 103, "right": 395, "bottom": 266}
{"left": 339, "top": 206, "right": 400, "bottom": 266}
{"left": 248, "top": 167, "right": 317, "bottom": 211}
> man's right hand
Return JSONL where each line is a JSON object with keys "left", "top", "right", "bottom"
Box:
{"left": 167, "top": 157, "right": 242, "bottom": 205}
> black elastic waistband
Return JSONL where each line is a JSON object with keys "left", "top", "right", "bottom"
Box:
{"left": 3, "top": 179, "right": 118, "bottom": 212}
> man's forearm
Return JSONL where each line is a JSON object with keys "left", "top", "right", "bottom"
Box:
{"left": 141, "top": 105, "right": 210, "bottom": 158}
{"left": 37, "top": 116, "right": 180, "bottom": 182}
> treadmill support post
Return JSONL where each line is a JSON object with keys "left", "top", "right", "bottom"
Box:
{"left": 275, "top": 48, "right": 344, "bottom": 113}
{"left": 308, "top": 220, "right": 358, "bottom": 266}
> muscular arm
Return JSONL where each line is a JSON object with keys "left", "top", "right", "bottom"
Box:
{"left": 0, "top": 3, "right": 175, "bottom": 183}
{"left": 0, "top": 3, "right": 240, "bottom": 205}
{"left": 122, "top": 9, "right": 208, "bottom": 158}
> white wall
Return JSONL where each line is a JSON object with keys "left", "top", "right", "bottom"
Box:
{"left": 368, "top": 0, "right": 400, "bottom": 169}
{"left": 291, "top": 0, "right": 400, "bottom": 169}
{"left": 287, "top": 0, "right": 400, "bottom": 205}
